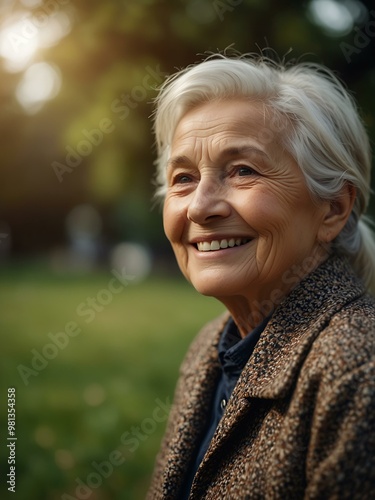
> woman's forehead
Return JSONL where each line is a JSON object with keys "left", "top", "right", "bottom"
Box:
{"left": 170, "top": 99, "right": 285, "bottom": 160}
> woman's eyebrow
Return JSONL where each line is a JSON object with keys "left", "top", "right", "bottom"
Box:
{"left": 167, "top": 146, "right": 270, "bottom": 169}
{"left": 220, "top": 145, "right": 270, "bottom": 161}
{"left": 166, "top": 155, "right": 193, "bottom": 169}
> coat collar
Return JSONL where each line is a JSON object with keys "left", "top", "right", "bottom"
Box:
{"left": 239, "top": 254, "right": 365, "bottom": 400}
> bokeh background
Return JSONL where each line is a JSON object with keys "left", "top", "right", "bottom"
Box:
{"left": 0, "top": 0, "right": 374, "bottom": 498}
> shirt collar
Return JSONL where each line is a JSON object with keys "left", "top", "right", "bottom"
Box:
{"left": 218, "top": 315, "right": 271, "bottom": 376}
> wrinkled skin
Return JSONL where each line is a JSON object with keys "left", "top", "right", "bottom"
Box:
{"left": 163, "top": 99, "right": 353, "bottom": 335}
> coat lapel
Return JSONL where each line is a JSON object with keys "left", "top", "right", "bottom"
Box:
{"left": 161, "top": 313, "right": 228, "bottom": 498}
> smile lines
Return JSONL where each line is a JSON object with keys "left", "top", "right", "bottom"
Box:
{"left": 196, "top": 238, "right": 251, "bottom": 252}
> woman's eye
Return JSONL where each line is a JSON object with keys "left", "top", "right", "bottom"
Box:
{"left": 175, "top": 174, "right": 192, "bottom": 184}
{"left": 237, "top": 166, "right": 255, "bottom": 176}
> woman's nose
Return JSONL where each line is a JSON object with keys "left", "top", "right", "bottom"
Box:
{"left": 187, "top": 179, "right": 231, "bottom": 224}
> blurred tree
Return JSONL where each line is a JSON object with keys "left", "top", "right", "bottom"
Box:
{"left": 0, "top": 0, "right": 374, "bottom": 256}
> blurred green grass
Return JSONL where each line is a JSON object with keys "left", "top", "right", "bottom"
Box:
{"left": 0, "top": 262, "right": 224, "bottom": 500}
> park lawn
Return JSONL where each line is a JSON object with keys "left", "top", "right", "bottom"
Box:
{"left": 0, "top": 262, "right": 224, "bottom": 500}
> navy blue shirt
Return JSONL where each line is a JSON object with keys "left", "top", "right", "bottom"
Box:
{"left": 181, "top": 315, "right": 270, "bottom": 498}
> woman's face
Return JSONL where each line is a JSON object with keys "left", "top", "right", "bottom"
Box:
{"left": 163, "top": 99, "right": 329, "bottom": 307}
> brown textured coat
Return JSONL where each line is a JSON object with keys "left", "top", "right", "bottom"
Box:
{"left": 147, "top": 255, "right": 375, "bottom": 499}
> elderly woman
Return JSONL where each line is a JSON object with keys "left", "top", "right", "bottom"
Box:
{"left": 147, "top": 54, "right": 375, "bottom": 499}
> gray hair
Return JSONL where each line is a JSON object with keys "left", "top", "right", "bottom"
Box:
{"left": 153, "top": 53, "right": 375, "bottom": 293}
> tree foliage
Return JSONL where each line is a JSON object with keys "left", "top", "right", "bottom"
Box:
{"left": 0, "top": 0, "right": 374, "bottom": 254}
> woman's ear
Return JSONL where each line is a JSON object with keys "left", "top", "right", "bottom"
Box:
{"left": 318, "top": 183, "right": 356, "bottom": 243}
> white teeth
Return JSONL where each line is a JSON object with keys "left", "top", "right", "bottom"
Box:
{"left": 202, "top": 241, "right": 211, "bottom": 251}
{"left": 196, "top": 238, "right": 250, "bottom": 252}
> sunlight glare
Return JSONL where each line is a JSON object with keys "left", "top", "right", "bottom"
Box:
{"left": 308, "top": 0, "right": 354, "bottom": 35}
{"left": 0, "top": 9, "right": 72, "bottom": 73}
{"left": 15, "top": 62, "right": 62, "bottom": 114}
{"left": 38, "top": 12, "right": 72, "bottom": 48}
{"left": 0, "top": 12, "right": 39, "bottom": 72}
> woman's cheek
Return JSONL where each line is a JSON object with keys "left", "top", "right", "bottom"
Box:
{"left": 163, "top": 196, "right": 186, "bottom": 244}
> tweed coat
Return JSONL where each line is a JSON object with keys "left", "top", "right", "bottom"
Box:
{"left": 147, "top": 255, "right": 375, "bottom": 499}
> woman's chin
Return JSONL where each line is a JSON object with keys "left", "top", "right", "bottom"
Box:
{"left": 190, "top": 276, "right": 244, "bottom": 299}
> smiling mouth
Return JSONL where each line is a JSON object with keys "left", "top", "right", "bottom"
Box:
{"left": 195, "top": 238, "right": 252, "bottom": 252}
